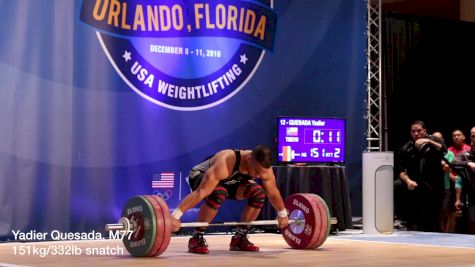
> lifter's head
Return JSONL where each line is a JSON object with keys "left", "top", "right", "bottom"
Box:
{"left": 252, "top": 145, "right": 273, "bottom": 168}
{"left": 248, "top": 145, "right": 273, "bottom": 178}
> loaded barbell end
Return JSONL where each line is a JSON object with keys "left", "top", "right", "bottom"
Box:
{"left": 105, "top": 217, "right": 132, "bottom": 232}
{"left": 109, "top": 193, "right": 333, "bottom": 256}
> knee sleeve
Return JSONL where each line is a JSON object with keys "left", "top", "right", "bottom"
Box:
{"left": 205, "top": 186, "right": 228, "bottom": 210}
{"left": 244, "top": 183, "right": 266, "bottom": 208}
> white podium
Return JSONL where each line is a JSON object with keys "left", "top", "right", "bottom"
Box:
{"left": 362, "top": 151, "right": 394, "bottom": 234}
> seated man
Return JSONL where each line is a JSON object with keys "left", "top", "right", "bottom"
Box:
{"left": 170, "top": 145, "right": 289, "bottom": 254}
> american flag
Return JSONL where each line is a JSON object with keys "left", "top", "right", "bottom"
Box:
{"left": 286, "top": 127, "right": 298, "bottom": 136}
{"left": 152, "top": 172, "right": 175, "bottom": 188}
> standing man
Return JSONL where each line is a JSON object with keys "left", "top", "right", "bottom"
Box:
{"left": 396, "top": 120, "right": 446, "bottom": 232}
{"left": 452, "top": 126, "right": 475, "bottom": 234}
{"left": 171, "top": 145, "right": 289, "bottom": 254}
{"left": 432, "top": 132, "right": 462, "bottom": 232}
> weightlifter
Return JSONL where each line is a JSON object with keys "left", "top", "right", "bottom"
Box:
{"left": 171, "top": 145, "right": 289, "bottom": 254}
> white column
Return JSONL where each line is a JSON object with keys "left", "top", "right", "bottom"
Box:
{"left": 362, "top": 152, "right": 394, "bottom": 234}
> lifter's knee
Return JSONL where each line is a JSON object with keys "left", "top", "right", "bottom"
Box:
{"left": 244, "top": 183, "right": 266, "bottom": 208}
{"left": 205, "top": 186, "right": 228, "bottom": 210}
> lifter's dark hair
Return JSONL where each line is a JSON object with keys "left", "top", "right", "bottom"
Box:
{"left": 252, "top": 145, "right": 273, "bottom": 169}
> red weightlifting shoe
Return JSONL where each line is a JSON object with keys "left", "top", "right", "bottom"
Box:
{"left": 229, "top": 234, "right": 259, "bottom": 252}
{"left": 188, "top": 234, "right": 209, "bottom": 254}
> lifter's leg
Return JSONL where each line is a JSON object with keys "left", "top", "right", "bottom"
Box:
{"left": 198, "top": 185, "right": 228, "bottom": 223}
{"left": 237, "top": 181, "right": 266, "bottom": 221}
{"left": 189, "top": 186, "right": 229, "bottom": 254}
{"left": 240, "top": 205, "right": 261, "bottom": 221}
{"left": 230, "top": 182, "right": 265, "bottom": 251}
{"left": 197, "top": 204, "right": 220, "bottom": 223}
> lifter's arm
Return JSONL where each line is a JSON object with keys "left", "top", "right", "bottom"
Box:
{"left": 177, "top": 171, "right": 220, "bottom": 213}
{"left": 171, "top": 153, "right": 232, "bottom": 232}
{"left": 261, "top": 170, "right": 289, "bottom": 228}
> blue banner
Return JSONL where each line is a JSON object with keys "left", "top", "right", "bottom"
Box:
{"left": 0, "top": 0, "right": 366, "bottom": 240}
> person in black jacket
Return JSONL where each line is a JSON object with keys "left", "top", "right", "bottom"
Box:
{"left": 396, "top": 120, "right": 446, "bottom": 232}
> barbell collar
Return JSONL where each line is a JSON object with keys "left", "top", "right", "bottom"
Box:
{"left": 105, "top": 223, "right": 127, "bottom": 231}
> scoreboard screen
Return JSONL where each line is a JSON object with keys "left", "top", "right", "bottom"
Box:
{"left": 276, "top": 117, "right": 346, "bottom": 164}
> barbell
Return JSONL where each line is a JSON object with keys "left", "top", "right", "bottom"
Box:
{"left": 106, "top": 193, "right": 334, "bottom": 257}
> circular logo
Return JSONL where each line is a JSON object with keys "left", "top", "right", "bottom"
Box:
{"left": 80, "top": 0, "right": 276, "bottom": 111}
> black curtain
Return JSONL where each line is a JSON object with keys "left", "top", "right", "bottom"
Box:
{"left": 384, "top": 12, "right": 475, "bottom": 155}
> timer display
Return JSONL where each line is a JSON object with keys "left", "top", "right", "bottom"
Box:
{"left": 277, "top": 117, "right": 346, "bottom": 164}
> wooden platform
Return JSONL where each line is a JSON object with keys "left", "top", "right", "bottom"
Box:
{"left": 0, "top": 233, "right": 474, "bottom": 267}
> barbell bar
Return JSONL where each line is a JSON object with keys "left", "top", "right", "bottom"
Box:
{"left": 106, "top": 193, "right": 334, "bottom": 257}
{"left": 106, "top": 218, "right": 309, "bottom": 231}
